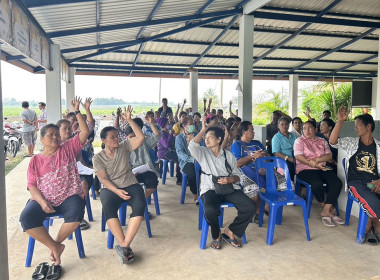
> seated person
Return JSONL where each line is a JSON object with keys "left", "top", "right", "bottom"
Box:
{"left": 272, "top": 117, "right": 297, "bottom": 179}
{"left": 173, "top": 111, "right": 187, "bottom": 137}
{"left": 291, "top": 117, "right": 302, "bottom": 138}
{"left": 294, "top": 120, "right": 343, "bottom": 227}
{"left": 266, "top": 110, "right": 292, "bottom": 154}
{"left": 231, "top": 121, "right": 266, "bottom": 222}
{"left": 193, "top": 112, "right": 202, "bottom": 134}
{"left": 317, "top": 118, "right": 338, "bottom": 173}
{"left": 123, "top": 117, "right": 161, "bottom": 206}
{"left": 143, "top": 111, "right": 161, "bottom": 136}
{"left": 157, "top": 118, "right": 181, "bottom": 183}
{"left": 93, "top": 106, "right": 145, "bottom": 264}
{"left": 19, "top": 97, "right": 90, "bottom": 267}
{"left": 175, "top": 116, "right": 199, "bottom": 203}
{"left": 223, "top": 122, "right": 239, "bottom": 151}
{"left": 330, "top": 107, "right": 380, "bottom": 243}
{"left": 189, "top": 122, "right": 255, "bottom": 249}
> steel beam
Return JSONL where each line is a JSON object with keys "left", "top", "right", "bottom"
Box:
{"left": 22, "top": 0, "right": 99, "bottom": 8}
{"left": 48, "top": 8, "right": 242, "bottom": 38}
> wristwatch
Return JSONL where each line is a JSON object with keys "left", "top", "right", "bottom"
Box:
{"left": 75, "top": 110, "right": 81, "bottom": 115}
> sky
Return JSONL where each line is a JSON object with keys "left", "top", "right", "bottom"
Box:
{"left": 1, "top": 60, "right": 318, "bottom": 106}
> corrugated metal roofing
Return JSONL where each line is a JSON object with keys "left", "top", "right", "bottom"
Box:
{"left": 2, "top": 0, "right": 378, "bottom": 79}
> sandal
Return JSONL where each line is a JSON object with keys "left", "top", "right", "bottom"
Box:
{"left": 221, "top": 233, "right": 241, "bottom": 248}
{"left": 46, "top": 263, "right": 63, "bottom": 280}
{"left": 32, "top": 262, "right": 49, "bottom": 280}
{"left": 365, "top": 232, "right": 378, "bottom": 245}
{"left": 321, "top": 216, "right": 335, "bottom": 227}
{"left": 116, "top": 245, "right": 135, "bottom": 265}
{"left": 80, "top": 219, "right": 90, "bottom": 230}
{"left": 210, "top": 239, "right": 221, "bottom": 249}
{"left": 331, "top": 216, "right": 344, "bottom": 225}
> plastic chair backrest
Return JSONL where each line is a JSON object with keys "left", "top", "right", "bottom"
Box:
{"left": 342, "top": 158, "right": 348, "bottom": 182}
{"left": 254, "top": 157, "right": 293, "bottom": 193}
{"left": 81, "top": 150, "right": 90, "bottom": 165}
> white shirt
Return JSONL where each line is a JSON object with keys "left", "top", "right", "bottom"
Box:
{"left": 38, "top": 108, "right": 47, "bottom": 130}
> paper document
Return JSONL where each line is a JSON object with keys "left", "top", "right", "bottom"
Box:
{"left": 77, "top": 161, "right": 94, "bottom": 175}
{"left": 132, "top": 164, "right": 150, "bottom": 175}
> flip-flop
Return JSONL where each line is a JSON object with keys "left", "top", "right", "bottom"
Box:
{"left": 331, "top": 216, "right": 344, "bottom": 225}
{"left": 116, "top": 245, "right": 135, "bottom": 265}
{"left": 365, "top": 232, "right": 378, "bottom": 245}
{"left": 321, "top": 216, "right": 335, "bottom": 227}
{"left": 32, "top": 262, "right": 49, "bottom": 280}
{"left": 210, "top": 239, "right": 221, "bottom": 249}
{"left": 80, "top": 219, "right": 90, "bottom": 230}
{"left": 221, "top": 233, "right": 241, "bottom": 248}
{"left": 46, "top": 263, "right": 62, "bottom": 280}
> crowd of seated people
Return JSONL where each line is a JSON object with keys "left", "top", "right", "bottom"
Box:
{"left": 20, "top": 96, "right": 380, "bottom": 278}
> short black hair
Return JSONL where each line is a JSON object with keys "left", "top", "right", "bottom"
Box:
{"left": 39, "top": 102, "right": 46, "bottom": 107}
{"left": 67, "top": 112, "right": 76, "bottom": 119}
{"left": 323, "top": 110, "right": 332, "bottom": 115}
{"left": 40, "top": 124, "right": 59, "bottom": 138}
{"left": 179, "top": 111, "right": 188, "bottom": 118}
{"left": 193, "top": 112, "right": 201, "bottom": 118}
{"left": 235, "top": 117, "right": 241, "bottom": 122}
{"left": 292, "top": 117, "right": 302, "bottom": 124}
{"left": 303, "top": 120, "right": 317, "bottom": 129}
{"left": 277, "top": 117, "right": 290, "bottom": 125}
{"left": 162, "top": 98, "right": 168, "bottom": 102}
{"left": 227, "top": 117, "right": 235, "bottom": 124}
{"left": 217, "top": 109, "right": 223, "bottom": 114}
{"left": 205, "top": 126, "right": 225, "bottom": 146}
{"left": 181, "top": 116, "right": 193, "bottom": 127}
{"left": 354, "top": 114, "right": 375, "bottom": 132}
{"left": 22, "top": 101, "right": 29, "bottom": 108}
{"left": 237, "top": 120, "right": 252, "bottom": 140}
{"left": 100, "top": 126, "right": 117, "bottom": 140}
{"left": 133, "top": 117, "right": 144, "bottom": 129}
{"left": 146, "top": 111, "right": 154, "bottom": 117}
{"left": 321, "top": 118, "right": 335, "bottom": 130}
{"left": 56, "top": 119, "right": 70, "bottom": 128}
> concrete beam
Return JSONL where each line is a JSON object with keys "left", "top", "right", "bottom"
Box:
{"left": 46, "top": 44, "right": 62, "bottom": 124}
{"left": 189, "top": 70, "right": 199, "bottom": 113}
{"left": 243, "top": 0, "right": 272, "bottom": 15}
{"left": 289, "top": 74, "right": 299, "bottom": 118}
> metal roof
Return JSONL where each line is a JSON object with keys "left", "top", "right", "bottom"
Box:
{"left": 5, "top": 0, "right": 380, "bottom": 80}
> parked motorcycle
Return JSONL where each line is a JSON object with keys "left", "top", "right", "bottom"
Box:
{"left": 3, "top": 118, "right": 22, "bottom": 157}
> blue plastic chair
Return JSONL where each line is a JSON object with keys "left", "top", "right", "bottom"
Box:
{"left": 25, "top": 214, "right": 85, "bottom": 267}
{"left": 342, "top": 158, "right": 368, "bottom": 244}
{"left": 81, "top": 150, "right": 97, "bottom": 200}
{"left": 145, "top": 187, "right": 160, "bottom": 216}
{"left": 101, "top": 201, "right": 152, "bottom": 249}
{"left": 181, "top": 162, "right": 201, "bottom": 204}
{"left": 255, "top": 157, "right": 311, "bottom": 245}
{"left": 198, "top": 199, "right": 247, "bottom": 249}
{"left": 160, "top": 159, "right": 174, "bottom": 184}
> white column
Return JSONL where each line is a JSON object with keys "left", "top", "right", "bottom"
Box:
{"left": 372, "top": 78, "right": 379, "bottom": 120}
{"left": 45, "top": 44, "right": 62, "bottom": 124}
{"left": 220, "top": 79, "right": 224, "bottom": 110}
{"left": 238, "top": 14, "right": 254, "bottom": 121}
{"left": 66, "top": 67, "right": 75, "bottom": 109}
{"left": 289, "top": 74, "right": 299, "bottom": 117}
{"left": 158, "top": 78, "right": 162, "bottom": 105}
{"left": 189, "top": 70, "right": 198, "bottom": 113}
{"left": 0, "top": 46, "right": 10, "bottom": 280}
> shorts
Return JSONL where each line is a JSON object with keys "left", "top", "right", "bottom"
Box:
{"left": 23, "top": 131, "right": 37, "bottom": 146}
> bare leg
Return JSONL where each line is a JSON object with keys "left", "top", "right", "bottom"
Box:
{"left": 366, "top": 218, "right": 373, "bottom": 233}
{"left": 251, "top": 195, "right": 260, "bottom": 214}
{"left": 371, "top": 217, "right": 380, "bottom": 233}
{"left": 145, "top": 188, "right": 155, "bottom": 199}
{"left": 81, "top": 180, "right": 89, "bottom": 199}
{"left": 119, "top": 216, "right": 143, "bottom": 248}
{"left": 28, "top": 145, "right": 33, "bottom": 156}
{"left": 193, "top": 194, "right": 198, "bottom": 202}
{"left": 223, "top": 227, "right": 240, "bottom": 247}
{"left": 321, "top": 203, "right": 334, "bottom": 218}
{"left": 107, "top": 218, "right": 125, "bottom": 244}
{"left": 26, "top": 226, "right": 65, "bottom": 265}
{"left": 55, "top": 222, "right": 80, "bottom": 243}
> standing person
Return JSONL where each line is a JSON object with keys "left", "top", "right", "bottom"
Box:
{"left": 19, "top": 97, "right": 90, "bottom": 269}
{"left": 158, "top": 98, "right": 173, "bottom": 118}
{"left": 330, "top": 107, "right": 380, "bottom": 243}
{"left": 93, "top": 106, "right": 146, "bottom": 264}
{"left": 20, "top": 101, "right": 37, "bottom": 157}
{"left": 37, "top": 102, "right": 47, "bottom": 131}
{"left": 291, "top": 117, "right": 303, "bottom": 138}
{"left": 272, "top": 117, "right": 297, "bottom": 179}
{"left": 189, "top": 117, "right": 255, "bottom": 249}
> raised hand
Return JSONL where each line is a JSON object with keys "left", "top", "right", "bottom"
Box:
{"left": 82, "top": 97, "right": 93, "bottom": 110}
{"left": 337, "top": 105, "right": 350, "bottom": 122}
{"left": 303, "top": 106, "right": 311, "bottom": 118}
{"left": 123, "top": 105, "right": 133, "bottom": 122}
{"left": 202, "top": 112, "right": 207, "bottom": 130}
{"left": 208, "top": 98, "right": 212, "bottom": 105}
{"left": 145, "top": 114, "right": 154, "bottom": 124}
{"left": 183, "top": 98, "right": 187, "bottom": 105}
{"left": 116, "top": 107, "right": 122, "bottom": 116}
{"left": 224, "top": 126, "right": 229, "bottom": 138}
{"left": 71, "top": 96, "right": 82, "bottom": 111}
{"left": 177, "top": 103, "right": 181, "bottom": 109}
{"left": 229, "top": 100, "right": 232, "bottom": 106}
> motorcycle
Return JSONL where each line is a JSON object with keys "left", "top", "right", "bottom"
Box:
{"left": 3, "top": 118, "right": 22, "bottom": 157}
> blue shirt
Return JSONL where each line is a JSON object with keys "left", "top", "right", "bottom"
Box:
{"left": 272, "top": 132, "right": 296, "bottom": 158}
{"left": 175, "top": 133, "right": 205, "bottom": 171}
{"left": 231, "top": 139, "right": 266, "bottom": 185}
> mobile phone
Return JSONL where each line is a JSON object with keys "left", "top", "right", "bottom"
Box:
{"left": 367, "top": 183, "right": 374, "bottom": 190}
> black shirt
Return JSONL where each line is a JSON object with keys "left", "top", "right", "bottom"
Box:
{"left": 158, "top": 106, "right": 173, "bottom": 118}
{"left": 348, "top": 139, "right": 379, "bottom": 182}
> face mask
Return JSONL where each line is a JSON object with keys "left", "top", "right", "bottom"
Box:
{"left": 187, "top": 125, "right": 195, "bottom": 133}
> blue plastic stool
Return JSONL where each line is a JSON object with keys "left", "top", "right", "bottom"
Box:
{"left": 342, "top": 158, "right": 368, "bottom": 244}
{"left": 101, "top": 202, "right": 152, "bottom": 249}
{"left": 199, "top": 200, "right": 247, "bottom": 250}
{"left": 25, "top": 214, "right": 85, "bottom": 267}
{"left": 160, "top": 159, "right": 174, "bottom": 184}
{"left": 146, "top": 189, "right": 160, "bottom": 216}
{"left": 255, "top": 157, "right": 311, "bottom": 245}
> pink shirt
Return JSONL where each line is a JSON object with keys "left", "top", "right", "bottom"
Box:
{"left": 293, "top": 135, "right": 331, "bottom": 174}
{"left": 27, "top": 134, "right": 85, "bottom": 206}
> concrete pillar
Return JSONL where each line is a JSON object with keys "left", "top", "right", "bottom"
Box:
{"left": 0, "top": 45, "right": 10, "bottom": 280}
{"left": 372, "top": 78, "right": 379, "bottom": 119}
{"left": 220, "top": 79, "right": 224, "bottom": 110}
{"left": 189, "top": 70, "right": 198, "bottom": 113}
{"left": 238, "top": 14, "right": 254, "bottom": 121}
{"left": 158, "top": 78, "right": 162, "bottom": 106}
{"left": 289, "top": 74, "right": 299, "bottom": 118}
{"left": 66, "top": 67, "right": 75, "bottom": 109}
{"left": 45, "top": 44, "right": 62, "bottom": 124}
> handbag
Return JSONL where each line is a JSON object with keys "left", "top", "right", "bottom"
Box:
{"left": 201, "top": 149, "right": 235, "bottom": 195}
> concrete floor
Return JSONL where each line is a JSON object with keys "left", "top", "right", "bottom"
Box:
{"left": 5, "top": 157, "right": 380, "bottom": 280}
